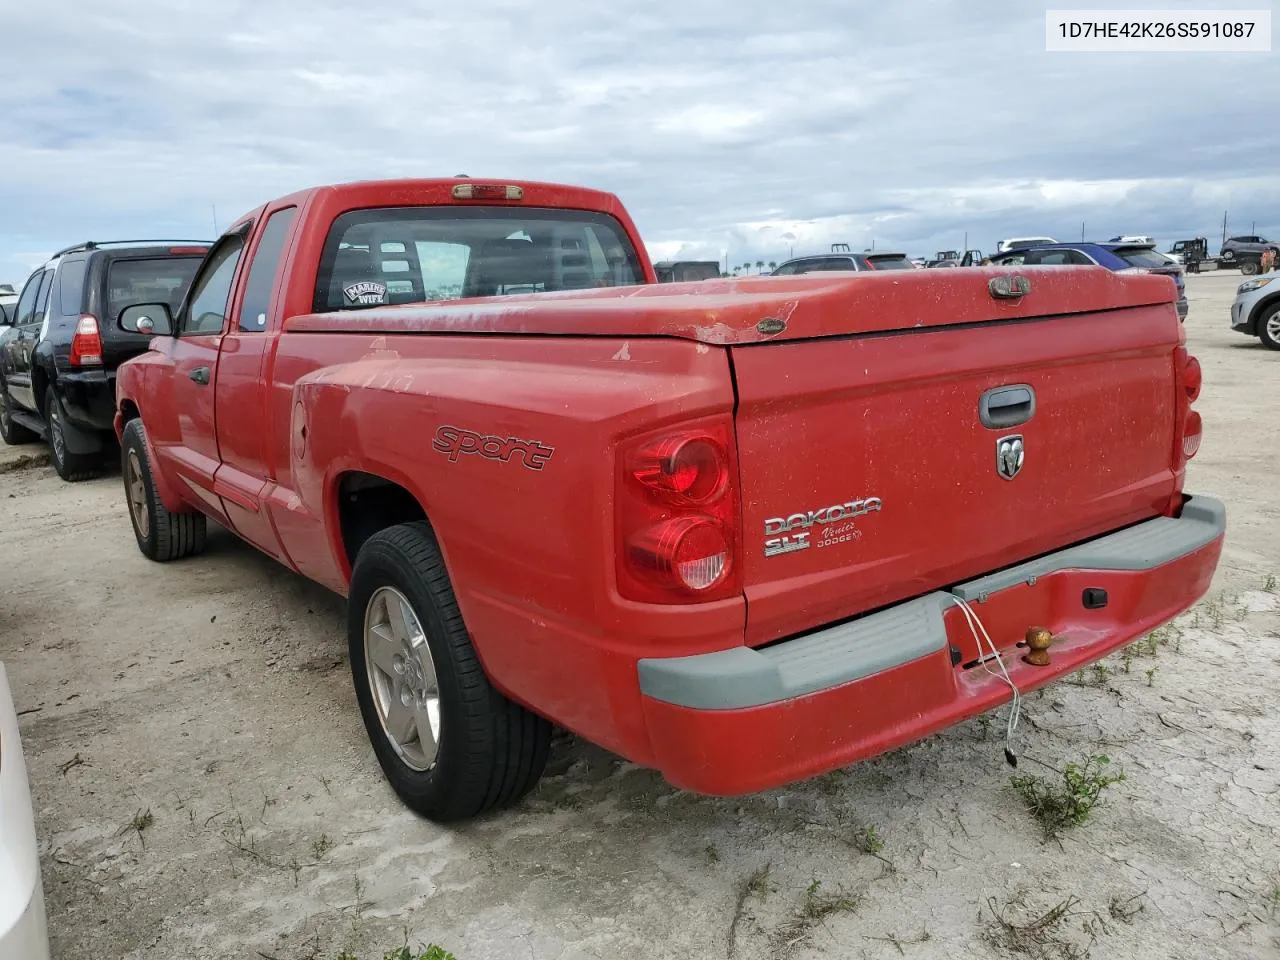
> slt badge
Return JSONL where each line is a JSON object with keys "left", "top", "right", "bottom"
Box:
{"left": 763, "top": 496, "right": 882, "bottom": 557}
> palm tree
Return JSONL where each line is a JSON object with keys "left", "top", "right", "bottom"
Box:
{"left": 768, "top": 261, "right": 777, "bottom": 271}
{"left": 732, "top": 266, "right": 741, "bottom": 275}
{"left": 755, "top": 260, "right": 764, "bottom": 273}
{"left": 742, "top": 262, "right": 752, "bottom": 273}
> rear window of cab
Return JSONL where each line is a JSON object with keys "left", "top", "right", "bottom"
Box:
{"left": 313, "top": 206, "right": 645, "bottom": 312}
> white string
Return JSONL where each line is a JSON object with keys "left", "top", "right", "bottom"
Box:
{"left": 949, "top": 595, "right": 1021, "bottom": 762}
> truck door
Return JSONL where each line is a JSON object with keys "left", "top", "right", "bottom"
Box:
{"left": 211, "top": 204, "right": 299, "bottom": 562}
{"left": 145, "top": 229, "right": 250, "bottom": 524}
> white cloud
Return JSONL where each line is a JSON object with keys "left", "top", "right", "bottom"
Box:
{"left": 1, "top": 0, "right": 1278, "bottom": 281}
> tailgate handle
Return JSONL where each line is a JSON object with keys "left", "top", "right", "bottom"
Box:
{"left": 979, "top": 384, "right": 1035, "bottom": 429}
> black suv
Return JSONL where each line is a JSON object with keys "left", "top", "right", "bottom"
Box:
{"left": 0, "top": 240, "right": 209, "bottom": 480}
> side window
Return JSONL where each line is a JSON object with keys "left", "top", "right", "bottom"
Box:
{"left": 772, "top": 263, "right": 798, "bottom": 276}
{"left": 57, "top": 258, "right": 88, "bottom": 317}
{"left": 31, "top": 270, "right": 54, "bottom": 325}
{"left": 182, "top": 236, "right": 246, "bottom": 335}
{"left": 815, "top": 257, "right": 857, "bottom": 272}
{"left": 237, "top": 207, "right": 297, "bottom": 332}
{"left": 13, "top": 271, "right": 42, "bottom": 326}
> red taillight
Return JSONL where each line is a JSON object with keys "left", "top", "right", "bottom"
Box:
{"left": 1182, "top": 354, "right": 1202, "bottom": 402}
{"left": 169, "top": 246, "right": 208, "bottom": 255}
{"left": 616, "top": 419, "right": 740, "bottom": 604}
{"left": 627, "top": 517, "right": 731, "bottom": 592}
{"left": 631, "top": 436, "right": 728, "bottom": 504}
{"left": 70, "top": 315, "right": 103, "bottom": 366}
{"left": 1170, "top": 346, "right": 1203, "bottom": 509}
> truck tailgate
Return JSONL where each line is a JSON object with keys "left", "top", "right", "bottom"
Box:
{"left": 732, "top": 302, "right": 1181, "bottom": 647}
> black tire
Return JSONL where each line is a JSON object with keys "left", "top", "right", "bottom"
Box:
{"left": 348, "top": 522, "right": 551, "bottom": 821}
{"left": 1259, "top": 305, "right": 1280, "bottom": 352}
{"left": 1241, "top": 260, "right": 1259, "bottom": 277}
{"left": 0, "top": 387, "right": 37, "bottom": 445}
{"left": 121, "top": 418, "right": 208, "bottom": 561}
{"left": 45, "top": 386, "right": 103, "bottom": 481}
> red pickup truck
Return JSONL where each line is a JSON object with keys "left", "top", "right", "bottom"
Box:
{"left": 113, "top": 178, "right": 1224, "bottom": 821}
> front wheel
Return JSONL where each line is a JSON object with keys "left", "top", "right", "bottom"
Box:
{"left": 121, "top": 418, "right": 207, "bottom": 560}
{"left": 348, "top": 522, "right": 551, "bottom": 821}
{"left": 1240, "top": 260, "right": 1259, "bottom": 277}
{"left": 1259, "top": 306, "right": 1280, "bottom": 352}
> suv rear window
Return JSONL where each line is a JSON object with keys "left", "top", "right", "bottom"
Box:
{"left": 1114, "top": 247, "right": 1172, "bottom": 269}
{"left": 864, "top": 255, "right": 913, "bottom": 271}
{"left": 107, "top": 257, "right": 203, "bottom": 325}
{"left": 314, "top": 206, "right": 645, "bottom": 312}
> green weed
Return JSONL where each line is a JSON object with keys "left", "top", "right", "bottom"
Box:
{"left": 1011, "top": 755, "right": 1126, "bottom": 839}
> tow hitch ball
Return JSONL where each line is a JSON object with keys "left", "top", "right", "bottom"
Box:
{"left": 1023, "top": 626, "right": 1054, "bottom": 666}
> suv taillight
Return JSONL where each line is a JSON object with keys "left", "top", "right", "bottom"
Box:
{"left": 616, "top": 419, "right": 741, "bottom": 603}
{"left": 70, "top": 315, "right": 103, "bottom": 366}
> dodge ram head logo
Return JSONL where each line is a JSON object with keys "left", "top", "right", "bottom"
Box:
{"left": 432, "top": 425, "right": 555, "bottom": 471}
{"left": 996, "top": 435, "right": 1024, "bottom": 480}
{"left": 763, "top": 496, "right": 882, "bottom": 557}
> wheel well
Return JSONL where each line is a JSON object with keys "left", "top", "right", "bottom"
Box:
{"left": 337, "top": 472, "right": 428, "bottom": 567}
{"left": 32, "top": 366, "right": 50, "bottom": 417}
{"left": 1250, "top": 292, "right": 1280, "bottom": 329}
{"left": 119, "top": 399, "right": 141, "bottom": 424}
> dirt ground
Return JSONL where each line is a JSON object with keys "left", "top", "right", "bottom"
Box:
{"left": 2, "top": 272, "right": 1277, "bottom": 960}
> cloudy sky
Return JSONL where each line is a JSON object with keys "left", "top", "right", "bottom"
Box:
{"left": 1, "top": 0, "right": 1277, "bottom": 282}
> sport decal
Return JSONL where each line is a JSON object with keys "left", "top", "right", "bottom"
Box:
{"left": 432, "top": 425, "right": 555, "bottom": 471}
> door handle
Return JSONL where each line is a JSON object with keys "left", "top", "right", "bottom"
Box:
{"left": 189, "top": 366, "right": 211, "bottom": 385}
{"left": 979, "top": 384, "right": 1035, "bottom": 429}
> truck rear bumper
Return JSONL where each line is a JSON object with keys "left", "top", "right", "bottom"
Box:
{"left": 638, "top": 496, "right": 1225, "bottom": 795}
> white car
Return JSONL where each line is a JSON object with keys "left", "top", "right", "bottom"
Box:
{"left": 0, "top": 664, "right": 50, "bottom": 959}
{"left": 995, "top": 236, "right": 1057, "bottom": 253}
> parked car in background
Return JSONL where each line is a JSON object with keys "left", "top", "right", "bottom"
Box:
{"left": 771, "top": 251, "right": 914, "bottom": 274}
{"left": 988, "top": 242, "right": 1188, "bottom": 321}
{"left": 0, "top": 663, "right": 51, "bottom": 960}
{"left": 1230, "top": 272, "right": 1280, "bottom": 350}
{"left": 653, "top": 260, "right": 722, "bottom": 283}
{"left": 0, "top": 286, "right": 17, "bottom": 326}
{"left": 0, "top": 240, "right": 209, "bottom": 480}
{"left": 112, "top": 176, "right": 1218, "bottom": 823}
{"left": 996, "top": 236, "right": 1057, "bottom": 253}
{"left": 1220, "top": 235, "right": 1279, "bottom": 274}
{"left": 1109, "top": 235, "right": 1156, "bottom": 246}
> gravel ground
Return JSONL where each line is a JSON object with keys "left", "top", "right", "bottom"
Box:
{"left": 1, "top": 272, "right": 1277, "bottom": 960}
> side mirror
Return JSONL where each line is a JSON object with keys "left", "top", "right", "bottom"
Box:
{"left": 119, "top": 303, "right": 173, "bottom": 336}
